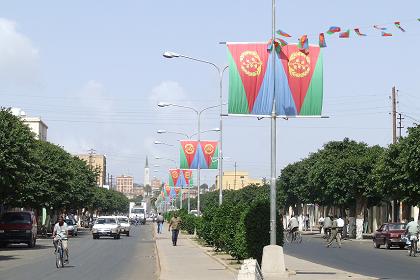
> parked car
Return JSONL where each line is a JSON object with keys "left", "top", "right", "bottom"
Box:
{"left": 373, "top": 223, "right": 407, "bottom": 249}
{"left": 116, "top": 216, "right": 130, "bottom": 236}
{"left": 65, "top": 219, "right": 78, "bottom": 236}
{"left": 0, "top": 211, "right": 37, "bottom": 248}
{"left": 92, "top": 216, "right": 121, "bottom": 239}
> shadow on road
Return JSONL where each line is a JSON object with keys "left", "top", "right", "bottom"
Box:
{"left": 0, "top": 244, "right": 51, "bottom": 251}
{"left": 0, "top": 255, "right": 19, "bottom": 261}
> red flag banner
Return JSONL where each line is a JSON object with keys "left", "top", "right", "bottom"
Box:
{"left": 180, "top": 140, "right": 199, "bottom": 169}
{"left": 199, "top": 141, "right": 218, "bottom": 168}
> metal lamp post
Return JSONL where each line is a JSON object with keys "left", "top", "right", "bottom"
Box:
{"left": 163, "top": 51, "right": 228, "bottom": 206}
{"left": 158, "top": 102, "right": 221, "bottom": 216}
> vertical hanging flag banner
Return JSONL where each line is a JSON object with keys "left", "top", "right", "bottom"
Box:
{"left": 227, "top": 43, "right": 271, "bottom": 115}
{"left": 339, "top": 29, "right": 350, "bottom": 38}
{"left": 278, "top": 44, "right": 323, "bottom": 116}
{"left": 354, "top": 28, "right": 367, "bottom": 36}
{"left": 180, "top": 140, "right": 219, "bottom": 169}
{"left": 180, "top": 140, "right": 199, "bottom": 169}
{"left": 168, "top": 169, "right": 181, "bottom": 187}
{"left": 182, "top": 169, "right": 193, "bottom": 186}
{"left": 165, "top": 184, "right": 171, "bottom": 197}
{"left": 319, "top": 33, "right": 327, "bottom": 48}
{"left": 227, "top": 43, "right": 323, "bottom": 116}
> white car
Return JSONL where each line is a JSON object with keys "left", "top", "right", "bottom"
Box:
{"left": 116, "top": 216, "right": 131, "bottom": 236}
{"left": 92, "top": 216, "right": 121, "bottom": 239}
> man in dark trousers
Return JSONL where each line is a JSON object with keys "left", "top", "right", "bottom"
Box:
{"left": 168, "top": 212, "right": 182, "bottom": 246}
{"left": 326, "top": 215, "right": 342, "bottom": 248}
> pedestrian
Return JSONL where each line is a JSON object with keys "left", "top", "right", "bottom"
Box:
{"left": 326, "top": 215, "right": 342, "bottom": 248}
{"left": 305, "top": 214, "right": 310, "bottom": 231}
{"left": 168, "top": 212, "right": 182, "bottom": 246}
{"left": 323, "top": 215, "right": 332, "bottom": 239}
{"left": 318, "top": 216, "right": 324, "bottom": 234}
{"left": 157, "top": 212, "right": 164, "bottom": 234}
{"left": 337, "top": 216, "right": 344, "bottom": 239}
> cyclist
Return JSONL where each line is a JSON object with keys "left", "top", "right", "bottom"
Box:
{"left": 405, "top": 217, "right": 419, "bottom": 256}
{"left": 52, "top": 216, "right": 69, "bottom": 263}
{"left": 288, "top": 215, "right": 299, "bottom": 241}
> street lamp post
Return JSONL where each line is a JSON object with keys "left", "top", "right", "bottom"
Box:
{"left": 158, "top": 102, "right": 221, "bottom": 216}
{"left": 163, "top": 52, "right": 228, "bottom": 206}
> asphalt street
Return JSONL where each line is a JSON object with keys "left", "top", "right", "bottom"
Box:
{"left": 0, "top": 224, "right": 157, "bottom": 280}
{"left": 283, "top": 234, "right": 420, "bottom": 280}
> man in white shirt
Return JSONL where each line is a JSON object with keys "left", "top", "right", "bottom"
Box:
{"left": 337, "top": 216, "right": 345, "bottom": 237}
{"left": 53, "top": 216, "right": 69, "bottom": 263}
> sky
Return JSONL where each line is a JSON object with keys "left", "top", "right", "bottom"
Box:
{"left": 1, "top": 0, "right": 420, "bottom": 186}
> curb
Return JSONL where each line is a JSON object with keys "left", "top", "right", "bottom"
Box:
{"left": 186, "top": 235, "right": 239, "bottom": 274}
{"left": 152, "top": 223, "right": 161, "bottom": 280}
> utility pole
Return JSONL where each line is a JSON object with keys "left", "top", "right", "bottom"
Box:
{"left": 392, "top": 86, "right": 397, "bottom": 145}
{"left": 397, "top": 113, "right": 404, "bottom": 139}
{"left": 234, "top": 161, "right": 237, "bottom": 190}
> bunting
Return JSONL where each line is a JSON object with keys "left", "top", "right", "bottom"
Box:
{"left": 354, "top": 28, "right": 367, "bottom": 36}
{"left": 327, "top": 26, "right": 341, "bottom": 35}
{"left": 374, "top": 25, "right": 387, "bottom": 30}
{"left": 298, "top": 35, "right": 308, "bottom": 51}
{"left": 276, "top": 29, "right": 292, "bottom": 37}
{"left": 394, "top": 22, "right": 406, "bottom": 32}
{"left": 339, "top": 29, "right": 350, "bottom": 38}
{"left": 319, "top": 33, "right": 326, "bottom": 48}
{"left": 382, "top": 32, "right": 392, "bottom": 37}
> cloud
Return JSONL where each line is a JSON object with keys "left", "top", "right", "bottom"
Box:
{"left": 148, "top": 80, "right": 190, "bottom": 106}
{"left": 78, "top": 80, "right": 112, "bottom": 113}
{"left": 0, "top": 18, "right": 40, "bottom": 86}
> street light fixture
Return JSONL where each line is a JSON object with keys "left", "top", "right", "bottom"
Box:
{"left": 163, "top": 51, "right": 228, "bottom": 207}
{"left": 154, "top": 140, "right": 174, "bottom": 147}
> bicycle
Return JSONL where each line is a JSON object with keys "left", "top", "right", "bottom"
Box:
{"left": 54, "top": 234, "right": 67, "bottom": 268}
{"left": 408, "top": 234, "right": 418, "bottom": 257}
{"left": 285, "top": 229, "right": 302, "bottom": 243}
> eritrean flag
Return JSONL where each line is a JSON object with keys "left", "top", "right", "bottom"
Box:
{"left": 227, "top": 43, "right": 323, "bottom": 116}
{"left": 180, "top": 140, "right": 218, "bottom": 169}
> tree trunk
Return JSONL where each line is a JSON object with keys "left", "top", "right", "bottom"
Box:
{"left": 355, "top": 198, "right": 367, "bottom": 240}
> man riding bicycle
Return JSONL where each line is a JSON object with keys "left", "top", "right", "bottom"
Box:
{"left": 52, "top": 216, "right": 69, "bottom": 263}
{"left": 288, "top": 215, "right": 299, "bottom": 240}
{"left": 405, "top": 217, "right": 419, "bottom": 256}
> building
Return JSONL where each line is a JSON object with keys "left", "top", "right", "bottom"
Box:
{"left": 215, "top": 171, "right": 263, "bottom": 191}
{"left": 151, "top": 177, "right": 161, "bottom": 192}
{"left": 11, "top": 108, "right": 48, "bottom": 141}
{"left": 116, "top": 175, "right": 134, "bottom": 195}
{"left": 78, "top": 154, "right": 107, "bottom": 187}
{"left": 132, "top": 184, "right": 144, "bottom": 197}
{"left": 144, "top": 156, "right": 150, "bottom": 187}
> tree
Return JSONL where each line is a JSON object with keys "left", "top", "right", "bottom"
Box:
{"left": 0, "top": 108, "right": 36, "bottom": 206}
{"left": 375, "top": 126, "right": 420, "bottom": 214}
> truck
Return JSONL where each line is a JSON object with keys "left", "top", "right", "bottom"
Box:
{"left": 129, "top": 202, "right": 146, "bottom": 225}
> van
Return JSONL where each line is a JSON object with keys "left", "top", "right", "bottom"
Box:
{"left": 0, "top": 211, "right": 37, "bottom": 248}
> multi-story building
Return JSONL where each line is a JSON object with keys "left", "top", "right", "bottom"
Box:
{"left": 78, "top": 154, "right": 107, "bottom": 187}
{"left": 11, "top": 108, "right": 48, "bottom": 141}
{"left": 215, "top": 171, "right": 263, "bottom": 191}
{"left": 132, "top": 185, "right": 144, "bottom": 197}
{"left": 151, "top": 178, "right": 161, "bottom": 192}
{"left": 116, "top": 175, "right": 134, "bottom": 195}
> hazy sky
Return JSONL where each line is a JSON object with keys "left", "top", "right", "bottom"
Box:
{"left": 1, "top": 1, "right": 420, "bottom": 186}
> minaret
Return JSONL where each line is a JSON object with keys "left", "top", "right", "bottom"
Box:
{"left": 144, "top": 156, "right": 150, "bottom": 187}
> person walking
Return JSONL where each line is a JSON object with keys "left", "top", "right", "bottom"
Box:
{"left": 326, "top": 215, "right": 342, "bottom": 248}
{"left": 168, "top": 212, "right": 182, "bottom": 246}
{"left": 337, "top": 216, "right": 345, "bottom": 239}
{"left": 323, "top": 215, "right": 332, "bottom": 239}
{"left": 318, "top": 216, "right": 325, "bottom": 234}
{"left": 156, "top": 212, "right": 164, "bottom": 234}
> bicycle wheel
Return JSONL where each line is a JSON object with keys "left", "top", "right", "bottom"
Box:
{"left": 60, "top": 246, "right": 64, "bottom": 267}
{"left": 284, "top": 231, "right": 291, "bottom": 243}
{"left": 296, "top": 233, "right": 303, "bottom": 243}
{"left": 56, "top": 248, "right": 62, "bottom": 268}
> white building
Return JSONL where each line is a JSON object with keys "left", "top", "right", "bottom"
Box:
{"left": 144, "top": 156, "right": 150, "bottom": 186}
{"left": 11, "top": 108, "right": 48, "bottom": 141}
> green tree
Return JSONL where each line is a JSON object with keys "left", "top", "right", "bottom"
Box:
{"left": 0, "top": 108, "right": 36, "bottom": 206}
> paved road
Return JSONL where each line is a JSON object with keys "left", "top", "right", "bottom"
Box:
{"left": 0, "top": 224, "right": 157, "bottom": 280}
{"left": 283, "top": 234, "right": 420, "bottom": 280}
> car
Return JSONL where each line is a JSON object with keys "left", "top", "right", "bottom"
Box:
{"left": 373, "top": 223, "right": 407, "bottom": 249}
{"left": 65, "top": 219, "right": 78, "bottom": 236}
{"left": 0, "top": 211, "right": 37, "bottom": 248}
{"left": 92, "top": 216, "right": 121, "bottom": 239}
{"left": 116, "top": 216, "right": 130, "bottom": 236}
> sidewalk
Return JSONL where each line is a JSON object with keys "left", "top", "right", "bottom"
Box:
{"left": 155, "top": 223, "right": 236, "bottom": 280}
{"left": 155, "top": 223, "right": 376, "bottom": 280}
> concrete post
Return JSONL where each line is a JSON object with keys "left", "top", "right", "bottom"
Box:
{"left": 261, "top": 245, "right": 289, "bottom": 279}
